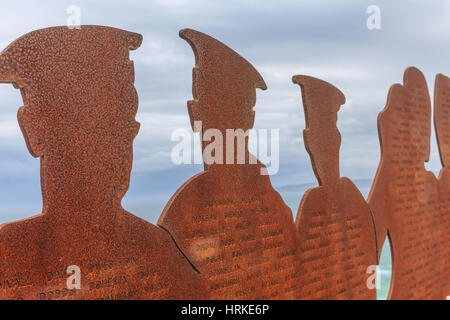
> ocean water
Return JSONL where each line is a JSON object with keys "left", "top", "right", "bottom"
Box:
{"left": 377, "top": 241, "right": 392, "bottom": 300}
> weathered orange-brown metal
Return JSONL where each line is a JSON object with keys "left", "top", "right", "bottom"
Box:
{"left": 158, "top": 29, "right": 300, "bottom": 299}
{"left": 368, "top": 67, "right": 443, "bottom": 300}
{"left": 292, "top": 75, "right": 378, "bottom": 299}
{"left": 0, "top": 26, "right": 205, "bottom": 300}
{"left": 433, "top": 73, "right": 450, "bottom": 299}
{"left": 0, "top": 25, "right": 447, "bottom": 301}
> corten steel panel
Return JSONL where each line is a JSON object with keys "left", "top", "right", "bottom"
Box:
{"left": 368, "top": 67, "right": 443, "bottom": 300}
{"left": 158, "top": 29, "right": 300, "bottom": 299}
{"left": 292, "top": 76, "right": 378, "bottom": 300}
{"left": 0, "top": 26, "right": 206, "bottom": 300}
{"left": 433, "top": 73, "right": 450, "bottom": 299}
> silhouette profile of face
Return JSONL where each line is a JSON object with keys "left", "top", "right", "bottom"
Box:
{"left": 379, "top": 68, "right": 431, "bottom": 164}
{"left": 0, "top": 26, "right": 142, "bottom": 206}
{"left": 403, "top": 68, "right": 431, "bottom": 163}
{"left": 180, "top": 29, "right": 266, "bottom": 136}
{"left": 293, "top": 75, "right": 345, "bottom": 186}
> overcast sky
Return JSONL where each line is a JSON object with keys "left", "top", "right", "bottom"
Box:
{"left": 0, "top": 0, "right": 449, "bottom": 225}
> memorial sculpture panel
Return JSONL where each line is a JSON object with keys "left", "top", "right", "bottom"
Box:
{"left": 433, "top": 73, "right": 450, "bottom": 299}
{"left": 0, "top": 25, "right": 447, "bottom": 301}
{"left": 368, "top": 67, "right": 443, "bottom": 300}
{"left": 158, "top": 29, "right": 300, "bottom": 299}
{"left": 0, "top": 26, "right": 206, "bottom": 300}
{"left": 292, "top": 76, "right": 378, "bottom": 300}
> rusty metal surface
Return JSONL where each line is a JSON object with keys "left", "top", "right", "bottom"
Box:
{"left": 433, "top": 73, "right": 450, "bottom": 299}
{"left": 368, "top": 67, "right": 443, "bottom": 300}
{"left": 0, "top": 26, "right": 205, "bottom": 300}
{"left": 158, "top": 29, "right": 300, "bottom": 299}
{"left": 292, "top": 76, "right": 378, "bottom": 299}
{"left": 0, "top": 25, "right": 447, "bottom": 301}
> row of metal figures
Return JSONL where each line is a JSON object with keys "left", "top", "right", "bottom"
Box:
{"left": 0, "top": 25, "right": 448, "bottom": 300}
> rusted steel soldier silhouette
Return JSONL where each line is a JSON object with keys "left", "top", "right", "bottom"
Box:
{"left": 368, "top": 67, "right": 442, "bottom": 299}
{"left": 433, "top": 73, "right": 450, "bottom": 299}
{"left": 158, "top": 29, "right": 300, "bottom": 299}
{"left": 0, "top": 26, "right": 205, "bottom": 300}
{"left": 292, "top": 76, "right": 377, "bottom": 299}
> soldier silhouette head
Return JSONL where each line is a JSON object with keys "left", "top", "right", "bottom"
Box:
{"left": 180, "top": 29, "right": 266, "bottom": 170}
{"left": 292, "top": 75, "right": 345, "bottom": 187}
{"left": 407, "top": 68, "right": 432, "bottom": 163}
{"left": 378, "top": 67, "right": 431, "bottom": 165}
{"left": 0, "top": 26, "right": 142, "bottom": 214}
